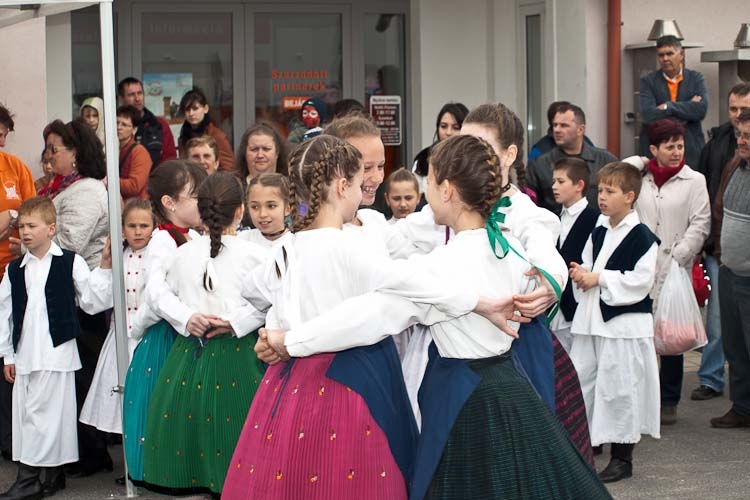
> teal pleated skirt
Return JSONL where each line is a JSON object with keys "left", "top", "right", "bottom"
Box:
{"left": 122, "top": 320, "right": 178, "bottom": 482}
{"left": 141, "top": 332, "right": 264, "bottom": 496}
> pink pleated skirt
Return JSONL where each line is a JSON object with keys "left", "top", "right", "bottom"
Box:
{"left": 221, "top": 353, "right": 407, "bottom": 500}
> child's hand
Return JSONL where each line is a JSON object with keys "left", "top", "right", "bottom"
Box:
{"left": 576, "top": 271, "right": 600, "bottom": 291}
{"left": 186, "top": 313, "right": 213, "bottom": 337}
{"left": 255, "top": 328, "right": 289, "bottom": 365}
{"left": 3, "top": 364, "right": 15, "bottom": 384}
{"left": 512, "top": 269, "right": 560, "bottom": 317}
{"left": 475, "top": 295, "right": 531, "bottom": 339}
{"left": 100, "top": 236, "right": 112, "bottom": 269}
{"left": 569, "top": 262, "right": 584, "bottom": 283}
{"left": 205, "top": 318, "right": 234, "bottom": 338}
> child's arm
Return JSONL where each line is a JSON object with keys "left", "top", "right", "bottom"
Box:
{"left": 74, "top": 255, "right": 113, "bottom": 315}
{"left": 571, "top": 235, "right": 595, "bottom": 303}
{"left": 599, "top": 242, "right": 658, "bottom": 306}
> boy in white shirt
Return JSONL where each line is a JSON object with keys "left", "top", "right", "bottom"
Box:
{"left": 550, "top": 158, "right": 599, "bottom": 352}
{"left": 569, "top": 162, "right": 660, "bottom": 484}
{"left": 0, "top": 197, "right": 112, "bottom": 500}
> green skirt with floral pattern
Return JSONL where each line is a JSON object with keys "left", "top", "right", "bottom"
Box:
{"left": 141, "top": 332, "right": 264, "bottom": 496}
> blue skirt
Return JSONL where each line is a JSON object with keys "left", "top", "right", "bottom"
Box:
{"left": 122, "top": 320, "right": 177, "bottom": 482}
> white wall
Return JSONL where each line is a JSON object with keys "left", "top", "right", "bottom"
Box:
{"left": 410, "top": 0, "right": 493, "bottom": 154}
{"left": 46, "top": 13, "right": 73, "bottom": 125}
{"left": 0, "top": 17, "right": 47, "bottom": 176}
{"left": 582, "top": 0, "right": 607, "bottom": 147}
{"left": 617, "top": 0, "right": 750, "bottom": 157}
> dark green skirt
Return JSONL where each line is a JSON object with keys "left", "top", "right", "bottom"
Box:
{"left": 427, "top": 356, "right": 612, "bottom": 500}
{"left": 141, "top": 333, "right": 264, "bottom": 496}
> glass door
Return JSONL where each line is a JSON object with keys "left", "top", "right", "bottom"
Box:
{"left": 131, "top": 3, "right": 245, "bottom": 147}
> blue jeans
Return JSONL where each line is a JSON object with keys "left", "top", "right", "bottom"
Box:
{"left": 697, "top": 255, "right": 725, "bottom": 391}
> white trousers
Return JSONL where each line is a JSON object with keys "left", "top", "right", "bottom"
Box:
{"left": 12, "top": 370, "right": 79, "bottom": 466}
{"left": 570, "top": 335, "right": 661, "bottom": 446}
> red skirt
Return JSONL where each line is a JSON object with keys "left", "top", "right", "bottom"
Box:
{"left": 221, "top": 353, "right": 407, "bottom": 500}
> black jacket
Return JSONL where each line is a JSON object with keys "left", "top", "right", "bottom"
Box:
{"left": 696, "top": 121, "right": 736, "bottom": 254}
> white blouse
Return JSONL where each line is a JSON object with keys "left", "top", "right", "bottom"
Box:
{"left": 237, "top": 228, "right": 291, "bottom": 250}
{"left": 243, "top": 227, "right": 479, "bottom": 337}
{"left": 283, "top": 229, "right": 531, "bottom": 359}
{"left": 164, "top": 235, "right": 269, "bottom": 337}
{"left": 571, "top": 211, "right": 658, "bottom": 339}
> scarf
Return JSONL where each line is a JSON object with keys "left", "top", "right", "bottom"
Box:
{"left": 158, "top": 223, "right": 190, "bottom": 247}
{"left": 37, "top": 171, "right": 82, "bottom": 199}
{"left": 647, "top": 157, "right": 684, "bottom": 188}
{"left": 179, "top": 114, "right": 210, "bottom": 149}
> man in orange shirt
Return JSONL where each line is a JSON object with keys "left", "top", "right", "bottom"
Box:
{"left": 639, "top": 35, "right": 708, "bottom": 168}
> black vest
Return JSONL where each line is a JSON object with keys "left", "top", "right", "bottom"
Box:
{"left": 558, "top": 206, "right": 599, "bottom": 322}
{"left": 591, "top": 223, "right": 660, "bottom": 322}
{"left": 7, "top": 249, "right": 81, "bottom": 351}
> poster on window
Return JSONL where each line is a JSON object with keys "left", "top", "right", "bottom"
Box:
{"left": 143, "top": 73, "right": 193, "bottom": 125}
{"left": 370, "top": 95, "right": 401, "bottom": 146}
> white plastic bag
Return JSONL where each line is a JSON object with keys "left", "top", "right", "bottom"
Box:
{"left": 653, "top": 259, "right": 708, "bottom": 355}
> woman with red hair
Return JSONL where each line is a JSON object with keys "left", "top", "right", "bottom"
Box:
{"left": 634, "top": 118, "right": 710, "bottom": 426}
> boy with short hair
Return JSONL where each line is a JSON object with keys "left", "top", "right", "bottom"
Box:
{"left": 550, "top": 158, "right": 599, "bottom": 352}
{"left": 569, "top": 162, "right": 661, "bottom": 484}
{"left": 384, "top": 167, "right": 420, "bottom": 222}
{"left": 0, "top": 197, "right": 112, "bottom": 500}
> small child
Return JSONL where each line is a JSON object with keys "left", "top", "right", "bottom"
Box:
{"left": 550, "top": 158, "right": 599, "bottom": 352}
{"left": 569, "top": 162, "right": 661, "bottom": 483}
{"left": 239, "top": 172, "right": 291, "bottom": 248}
{"left": 384, "top": 167, "right": 420, "bottom": 222}
{"left": 0, "top": 197, "right": 112, "bottom": 498}
{"left": 80, "top": 199, "right": 155, "bottom": 435}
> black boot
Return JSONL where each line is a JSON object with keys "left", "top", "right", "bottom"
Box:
{"left": 0, "top": 463, "right": 43, "bottom": 500}
{"left": 41, "top": 467, "right": 65, "bottom": 497}
{"left": 598, "top": 443, "right": 634, "bottom": 483}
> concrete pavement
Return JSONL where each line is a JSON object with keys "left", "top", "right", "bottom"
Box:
{"left": 0, "top": 351, "right": 747, "bottom": 499}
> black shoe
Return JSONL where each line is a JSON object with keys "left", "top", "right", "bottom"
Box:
{"left": 41, "top": 467, "right": 65, "bottom": 497}
{"left": 64, "top": 455, "right": 113, "bottom": 478}
{"left": 1, "top": 450, "right": 12, "bottom": 461}
{"left": 0, "top": 463, "right": 43, "bottom": 500}
{"left": 598, "top": 457, "right": 633, "bottom": 483}
{"left": 592, "top": 445, "right": 603, "bottom": 456}
{"left": 691, "top": 385, "right": 723, "bottom": 401}
{"left": 661, "top": 405, "right": 677, "bottom": 425}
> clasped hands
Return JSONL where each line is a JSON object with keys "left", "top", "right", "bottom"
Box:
{"left": 569, "top": 262, "right": 599, "bottom": 291}
{"left": 186, "top": 313, "right": 234, "bottom": 339}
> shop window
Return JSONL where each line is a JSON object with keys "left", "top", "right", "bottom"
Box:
{"left": 253, "top": 13, "right": 342, "bottom": 143}
{"left": 140, "top": 12, "right": 234, "bottom": 144}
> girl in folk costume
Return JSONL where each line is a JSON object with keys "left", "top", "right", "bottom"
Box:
{"left": 80, "top": 200, "right": 155, "bottom": 435}
{"left": 123, "top": 160, "right": 207, "bottom": 484}
{"left": 238, "top": 173, "right": 291, "bottom": 249}
{"left": 256, "top": 136, "right": 611, "bottom": 499}
{"left": 141, "top": 172, "right": 268, "bottom": 497}
{"left": 221, "top": 135, "right": 513, "bottom": 500}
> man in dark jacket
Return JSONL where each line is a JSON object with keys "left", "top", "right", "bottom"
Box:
{"left": 527, "top": 103, "right": 616, "bottom": 214}
{"left": 691, "top": 83, "right": 750, "bottom": 402}
{"left": 117, "top": 77, "right": 177, "bottom": 167}
{"left": 639, "top": 35, "right": 708, "bottom": 168}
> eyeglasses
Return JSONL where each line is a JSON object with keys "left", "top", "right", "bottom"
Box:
{"left": 44, "top": 144, "right": 69, "bottom": 154}
{"left": 735, "top": 129, "right": 750, "bottom": 141}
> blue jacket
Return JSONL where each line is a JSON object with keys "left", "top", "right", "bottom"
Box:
{"left": 639, "top": 67, "right": 708, "bottom": 169}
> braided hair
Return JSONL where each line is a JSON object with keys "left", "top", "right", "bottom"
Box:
{"left": 287, "top": 135, "right": 362, "bottom": 232}
{"left": 429, "top": 135, "right": 503, "bottom": 218}
{"left": 464, "top": 103, "right": 527, "bottom": 188}
{"left": 196, "top": 172, "right": 244, "bottom": 290}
